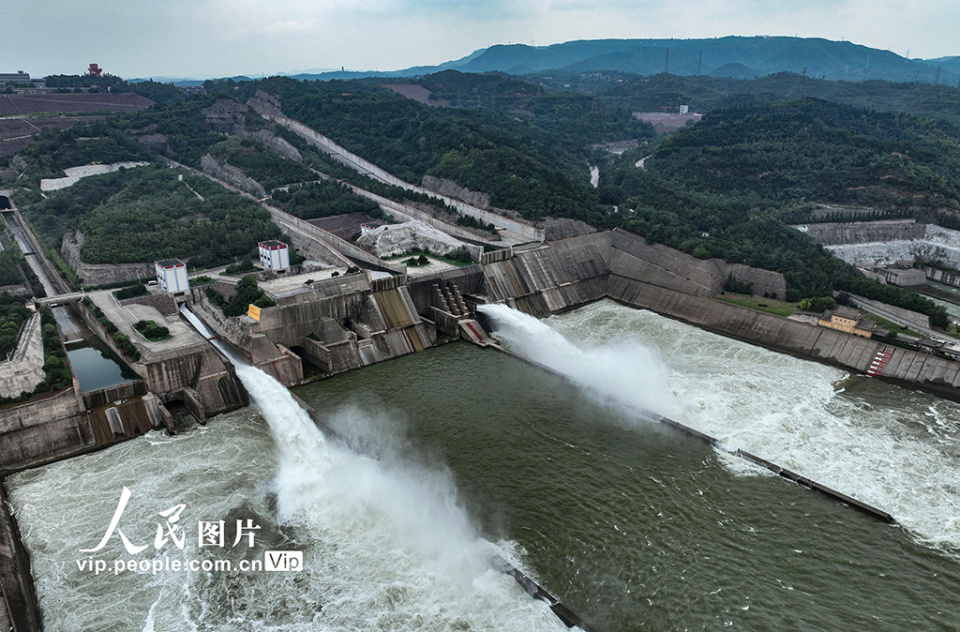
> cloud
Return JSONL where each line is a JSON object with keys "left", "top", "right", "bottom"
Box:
{"left": 3, "top": 0, "right": 959, "bottom": 78}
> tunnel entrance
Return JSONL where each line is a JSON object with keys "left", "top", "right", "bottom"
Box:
{"left": 164, "top": 398, "right": 200, "bottom": 432}
{"left": 0, "top": 196, "right": 11, "bottom": 210}
{"left": 289, "top": 345, "right": 325, "bottom": 379}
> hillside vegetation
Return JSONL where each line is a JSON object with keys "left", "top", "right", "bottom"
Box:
{"left": 292, "top": 37, "right": 959, "bottom": 86}
{"left": 597, "top": 73, "right": 960, "bottom": 129}
{"left": 22, "top": 165, "right": 280, "bottom": 267}
{"left": 598, "top": 97, "right": 958, "bottom": 325}
{"left": 235, "top": 76, "right": 650, "bottom": 224}
{"left": 6, "top": 67, "right": 959, "bottom": 327}
{"left": 646, "top": 98, "right": 960, "bottom": 216}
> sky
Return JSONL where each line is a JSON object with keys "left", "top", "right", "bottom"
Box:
{"left": 3, "top": 0, "right": 959, "bottom": 79}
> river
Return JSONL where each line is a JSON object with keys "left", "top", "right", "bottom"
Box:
{"left": 6, "top": 300, "right": 960, "bottom": 630}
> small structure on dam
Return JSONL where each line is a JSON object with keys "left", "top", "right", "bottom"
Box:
{"left": 817, "top": 306, "right": 882, "bottom": 338}
{"left": 155, "top": 259, "right": 190, "bottom": 295}
{"left": 6, "top": 221, "right": 960, "bottom": 475}
{"left": 258, "top": 240, "right": 291, "bottom": 272}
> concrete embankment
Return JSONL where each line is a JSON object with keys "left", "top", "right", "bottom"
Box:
{"left": 0, "top": 387, "right": 92, "bottom": 472}
{"left": 0, "top": 482, "right": 40, "bottom": 632}
{"left": 476, "top": 229, "right": 960, "bottom": 402}
{"left": 608, "top": 279, "right": 960, "bottom": 402}
{"left": 924, "top": 266, "right": 960, "bottom": 290}
{"left": 3, "top": 209, "right": 71, "bottom": 296}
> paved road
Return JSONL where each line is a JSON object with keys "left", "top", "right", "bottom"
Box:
{"left": 851, "top": 293, "right": 960, "bottom": 353}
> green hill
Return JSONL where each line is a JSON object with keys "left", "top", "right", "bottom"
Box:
{"left": 598, "top": 73, "right": 960, "bottom": 128}
{"left": 237, "top": 76, "right": 650, "bottom": 224}
{"left": 277, "top": 37, "right": 959, "bottom": 86}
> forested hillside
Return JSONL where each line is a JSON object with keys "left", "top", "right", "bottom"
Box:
{"left": 235, "top": 76, "right": 651, "bottom": 224}
{"left": 594, "top": 97, "right": 957, "bottom": 324}
{"left": 596, "top": 73, "right": 960, "bottom": 128}
{"left": 14, "top": 122, "right": 153, "bottom": 180}
{"left": 22, "top": 165, "right": 280, "bottom": 267}
{"left": 639, "top": 98, "right": 960, "bottom": 220}
{"left": 4, "top": 68, "right": 958, "bottom": 327}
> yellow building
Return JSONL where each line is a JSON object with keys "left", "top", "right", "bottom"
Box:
{"left": 817, "top": 305, "right": 881, "bottom": 339}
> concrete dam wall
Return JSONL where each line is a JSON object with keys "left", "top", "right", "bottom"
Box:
{"left": 10, "top": 226, "right": 958, "bottom": 477}
{"left": 607, "top": 279, "right": 960, "bottom": 400}
{"left": 473, "top": 230, "right": 959, "bottom": 402}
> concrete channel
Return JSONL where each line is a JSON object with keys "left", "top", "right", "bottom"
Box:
{"left": 2, "top": 211, "right": 955, "bottom": 629}
{"left": 484, "top": 339, "right": 895, "bottom": 524}
{"left": 180, "top": 305, "right": 600, "bottom": 632}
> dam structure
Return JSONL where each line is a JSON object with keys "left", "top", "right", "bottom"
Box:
{"left": 195, "top": 227, "right": 960, "bottom": 398}
{"left": 4, "top": 222, "right": 960, "bottom": 629}
{"left": 5, "top": 224, "right": 960, "bottom": 476}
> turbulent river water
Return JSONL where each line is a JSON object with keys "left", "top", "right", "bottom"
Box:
{"left": 7, "top": 300, "right": 960, "bottom": 631}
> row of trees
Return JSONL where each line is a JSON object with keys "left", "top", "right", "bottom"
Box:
{"left": 82, "top": 298, "right": 140, "bottom": 360}
{"left": 206, "top": 276, "right": 276, "bottom": 317}
{"left": 0, "top": 306, "right": 73, "bottom": 406}
{"left": 270, "top": 180, "right": 379, "bottom": 220}
{"left": 0, "top": 292, "right": 31, "bottom": 359}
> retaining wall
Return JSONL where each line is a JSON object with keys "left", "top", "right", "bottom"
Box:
{"left": 61, "top": 230, "right": 154, "bottom": 287}
{"left": 925, "top": 267, "right": 960, "bottom": 289}
{"left": 0, "top": 483, "right": 40, "bottom": 632}
{"left": 0, "top": 314, "right": 45, "bottom": 400}
{"left": 0, "top": 388, "right": 92, "bottom": 472}
{"left": 266, "top": 205, "right": 405, "bottom": 273}
{"left": 795, "top": 220, "right": 925, "bottom": 245}
{"left": 848, "top": 294, "right": 931, "bottom": 330}
{"left": 608, "top": 278, "right": 960, "bottom": 400}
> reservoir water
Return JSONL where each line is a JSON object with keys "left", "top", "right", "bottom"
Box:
{"left": 65, "top": 338, "right": 137, "bottom": 393}
{"left": 7, "top": 300, "right": 960, "bottom": 630}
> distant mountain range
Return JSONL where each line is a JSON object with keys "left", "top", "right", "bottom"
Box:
{"left": 134, "top": 37, "right": 960, "bottom": 87}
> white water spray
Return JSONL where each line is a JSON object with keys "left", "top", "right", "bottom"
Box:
{"left": 479, "top": 303, "right": 676, "bottom": 420}
{"left": 498, "top": 299, "right": 960, "bottom": 557}
{"left": 180, "top": 307, "right": 567, "bottom": 630}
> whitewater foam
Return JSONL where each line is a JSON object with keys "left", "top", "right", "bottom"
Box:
{"left": 480, "top": 302, "right": 675, "bottom": 419}
{"left": 483, "top": 300, "right": 960, "bottom": 556}
{"left": 183, "top": 307, "right": 569, "bottom": 630}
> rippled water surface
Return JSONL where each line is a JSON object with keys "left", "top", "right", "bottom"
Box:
{"left": 8, "top": 300, "right": 960, "bottom": 631}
